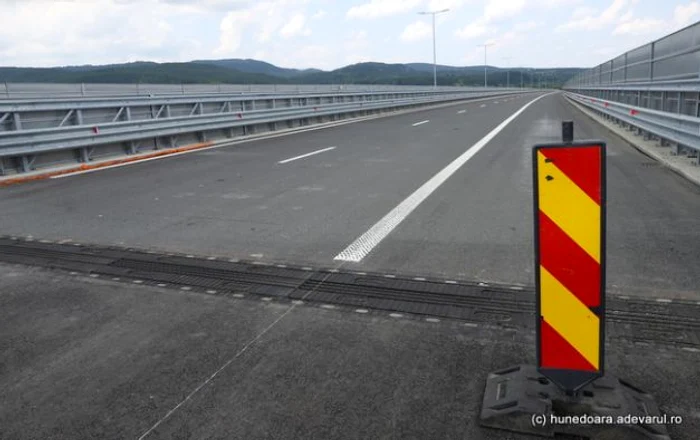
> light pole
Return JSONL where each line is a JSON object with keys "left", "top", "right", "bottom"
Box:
{"left": 477, "top": 43, "right": 494, "bottom": 87}
{"left": 502, "top": 56, "right": 512, "bottom": 88}
{"left": 418, "top": 8, "right": 450, "bottom": 88}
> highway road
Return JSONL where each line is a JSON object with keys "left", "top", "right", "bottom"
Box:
{"left": 2, "top": 91, "right": 700, "bottom": 440}
{"left": 2, "top": 91, "right": 699, "bottom": 298}
{"left": 1, "top": 263, "right": 698, "bottom": 440}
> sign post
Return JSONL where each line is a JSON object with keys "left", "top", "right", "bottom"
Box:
{"left": 479, "top": 122, "right": 669, "bottom": 440}
{"left": 533, "top": 140, "right": 605, "bottom": 393}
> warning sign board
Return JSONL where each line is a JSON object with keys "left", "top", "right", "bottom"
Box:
{"left": 533, "top": 141, "right": 606, "bottom": 392}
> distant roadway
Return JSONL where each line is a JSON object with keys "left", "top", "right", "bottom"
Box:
{"left": 2, "top": 91, "right": 699, "bottom": 298}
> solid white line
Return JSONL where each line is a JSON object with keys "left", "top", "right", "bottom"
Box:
{"left": 277, "top": 146, "right": 336, "bottom": 164}
{"left": 457, "top": 110, "right": 467, "bottom": 114}
{"left": 412, "top": 120, "right": 430, "bottom": 126}
{"left": 137, "top": 305, "right": 296, "bottom": 440}
{"left": 334, "top": 93, "right": 552, "bottom": 263}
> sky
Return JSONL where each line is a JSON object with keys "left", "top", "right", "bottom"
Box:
{"left": 0, "top": 0, "right": 698, "bottom": 70}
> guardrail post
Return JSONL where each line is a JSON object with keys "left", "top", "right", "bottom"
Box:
{"left": 671, "top": 143, "right": 684, "bottom": 156}
{"left": 79, "top": 147, "right": 91, "bottom": 163}
{"left": 18, "top": 155, "right": 33, "bottom": 173}
{"left": 650, "top": 42, "right": 655, "bottom": 81}
{"left": 3, "top": 82, "right": 8, "bottom": 98}
{"left": 12, "top": 113, "right": 22, "bottom": 131}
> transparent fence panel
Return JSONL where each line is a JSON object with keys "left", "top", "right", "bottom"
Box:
{"left": 654, "top": 51, "right": 700, "bottom": 80}
{"left": 564, "top": 22, "right": 700, "bottom": 89}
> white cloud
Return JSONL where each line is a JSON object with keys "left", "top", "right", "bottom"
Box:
{"left": 427, "top": 0, "right": 467, "bottom": 10}
{"left": 556, "top": 0, "right": 630, "bottom": 31}
{"left": 674, "top": 1, "right": 700, "bottom": 27}
{"left": 346, "top": 0, "right": 422, "bottom": 19}
{"left": 572, "top": 6, "right": 597, "bottom": 19}
{"left": 215, "top": 9, "right": 250, "bottom": 54}
{"left": 158, "top": 0, "right": 249, "bottom": 12}
{"left": 538, "top": 0, "right": 583, "bottom": 8}
{"left": 400, "top": 20, "right": 432, "bottom": 42}
{"left": 345, "top": 30, "right": 370, "bottom": 51}
{"left": 215, "top": 0, "right": 311, "bottom": 55}
{"left": 610, "top": 1, "right": 699, "bottom": 38}
{"left": 0, "top": 0, "right": 195, "bottom": 66}
{"left": 619, "top": 9, "right": 634, "bottom": 22}
{"left": 613, "top": 17, "right": 665, "bottom": 35}
{"left": 279, "top": 13, "right": 311, "bottom": 38}
{"left": 484, "top": 0, "right": 526, "bottom": 21}
{"left": 312, "top": 9, "right": 327, "bottom": 19}
{"left": 514, "top": 21, "right": 540, "bottom": 32}
{"left": 601, "top": 0, "right": 628, "bottom": 22}
{"left": 455, "top": 20, "right": 494, "bottom": 39}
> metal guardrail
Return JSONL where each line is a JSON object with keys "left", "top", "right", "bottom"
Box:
{"left": 0, "top": 89, "right": 529, "bottom": 173}
{"left": 1, "top": 88, "right": 526, "bottom": 133}
{"left": 0, "top": 89, "right": 511, "bottom": 111}
{"left": 0, "top": 83, "right": 499, "bottom": 99}
{"left": 565, "top": 92, "right": 700, "bottom": 158}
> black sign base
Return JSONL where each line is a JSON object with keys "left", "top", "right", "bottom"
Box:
{"left": 479, "top": 365, "right": 670, "bottom": 439}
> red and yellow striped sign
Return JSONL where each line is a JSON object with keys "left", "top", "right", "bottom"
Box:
{"left": 533, "top": 142, "right": 606, "bottom": 392}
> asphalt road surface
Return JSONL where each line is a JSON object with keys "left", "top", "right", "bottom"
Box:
{"left": 2, "top": 93, "right": 700, "bottom": 440}
{"left": 1, "top": 264, "right": 698, "bottom": 440}
{"left": 2, "top": 92, "right": 699, "bottom": 298}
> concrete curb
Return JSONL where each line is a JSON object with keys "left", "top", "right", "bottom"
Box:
{"left": 565, "top": 96, "right": 700, "bottom": 188}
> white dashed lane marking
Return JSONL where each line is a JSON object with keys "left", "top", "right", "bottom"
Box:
{"left": 333, "top": 93, "right": 552, "bottom": 263}
{"left": 278, "top": 146, "right": 336, "bottom": 164}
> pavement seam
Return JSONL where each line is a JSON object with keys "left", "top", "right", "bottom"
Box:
{"left": 136, "top": 304, "right": 297, "bottom": 440}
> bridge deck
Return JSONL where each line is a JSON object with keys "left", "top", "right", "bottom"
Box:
{"left": 1, "top": 93, "right": 699, "bottom": 298}
{"left": 2, "top": 92, "right": 700, "bottom": 439}
{"left": 0, "top": 262, "right": 698, "bottom": 440}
